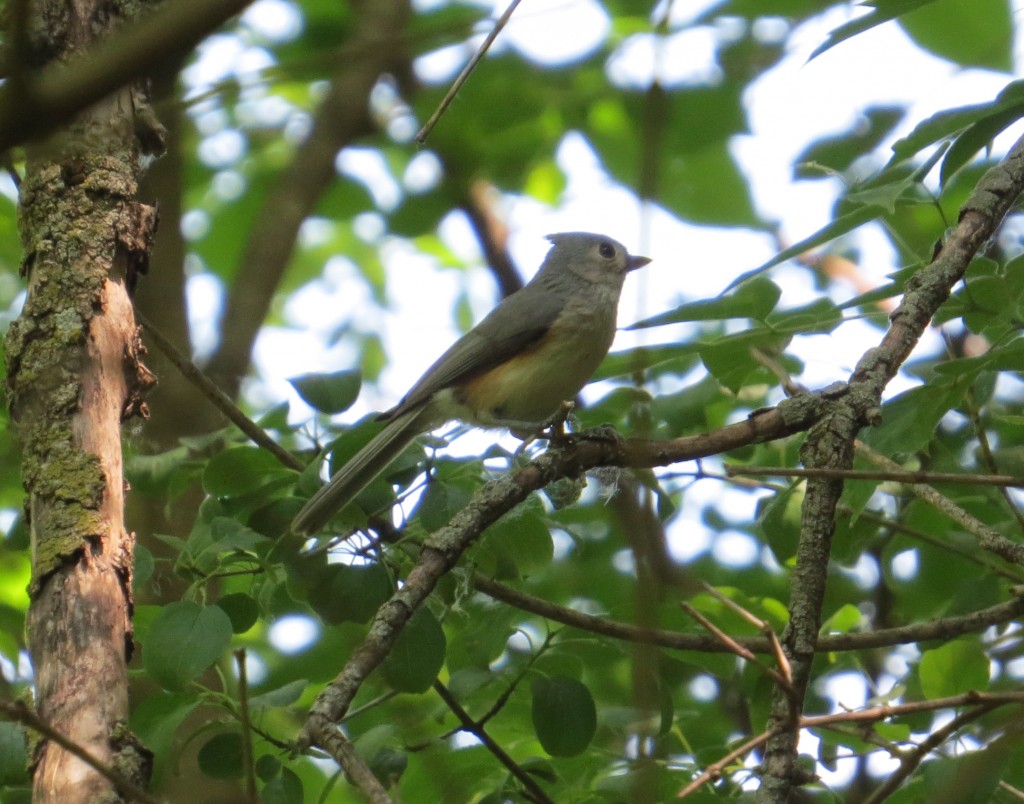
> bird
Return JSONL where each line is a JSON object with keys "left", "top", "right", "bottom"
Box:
{"left": 291, "top": 231, "right": 651, "bottom": 535}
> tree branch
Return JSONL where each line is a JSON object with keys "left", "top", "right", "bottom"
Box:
{"left": 473, "top": 575, "right": 1024, "bottom": 655}
{"left": 234, "top": 650, "right": 258, "bottom": 804}
{"left": 0, "top": 0, "right": 255, "bottom": 151}
{"left": 855, "top": 441, "right": 1024, "bottom": 564}
{"left": 432, "top": 682, "right": 554, "bottom": 804}
{"left": 756, "top": 133, "right": 1024, "bottom": 801}
{"left": 135, "top": 311, "right": 303, "bottom": 471}
{"left": 862, "top": 702, "right": 1001, "bottom": 804}
{"left": 725, "top": 464, "right": 1024, "bottom": 488}
{"left": 313, "top": 726, "right": 393, "bottom": 804}
{"left": 415, "top": 0, "right": 524, "bottom": 143}
{"left": 684, "top": 692, "right": 1022, "bottom": 799}
{"left": 0, "top": 700, "right": 159, "bottom": 804}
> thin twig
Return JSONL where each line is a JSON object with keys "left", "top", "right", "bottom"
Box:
{"left": 234, "top": 650, "right": 258, "bottom": 804}
{"left": 961, "top": 380, "right": 1024, "bottom": 531}
{"left": 802, "top": 691, "right": 1024, "bottom": 727}
{"left": 475, "top": 631, "right": 552, "bottom": 730}
{"left": 698, "top": 582, "right": 793, "bottom": 685}
{"left": 473, "top": 574, "right": 1024, "bottom": 655}
{"left": 999, "top": 781, "right": 1024, "bottom": 801}
{"left": 855, "top": 441, "right": 1024, "bottom": 565}
{"left": 433, "top": 681, "right": 555, "bottom": 804}
{"left": 415, "top": 0, "right": 524, "bottom": 142}
{"left": 725, "top": 464, "right": 1024, "bottom": 488}
{"left": 135, "top": 310, "right": 303, "bottom": 471}
{"left": 862, "top": 702, "right": 1000, "bottom": 804}
{"left": 855, "top": 508, "right": 1024, "bottom": 583}
{"left": 0, "top": 700, "right": 160, "bottom": 804}
{"left": 750, "top": 347, "right": 808, "bottom": 397}
{"left": 680, "top": 692, "right": 1024, "bottom": 799}
{"left": 314, "top": 727, "right": 392, "bottom": 803}
{"left": 677, "top": 728, "right": 780, "bottom": 798}
{"left": 680, "top": 602, "right": 792, "bottom": 693}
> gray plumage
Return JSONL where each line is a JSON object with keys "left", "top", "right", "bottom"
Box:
{"left": 291, "top": 232, "right": 650, "bottom": 535}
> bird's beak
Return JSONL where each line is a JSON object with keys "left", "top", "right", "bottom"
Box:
{"left": 627, "top": 254, "right": 652, "bottom": 272}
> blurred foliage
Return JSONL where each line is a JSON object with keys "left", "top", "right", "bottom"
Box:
{"left": 3, "top": 0, "right": 1024, "bottom": 801}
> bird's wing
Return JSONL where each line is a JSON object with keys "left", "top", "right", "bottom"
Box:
{"left": 382, "top": 286, "right": 564, "bottom": 419}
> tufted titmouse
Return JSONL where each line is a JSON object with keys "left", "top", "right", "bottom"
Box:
{"left": 291, "top": 232, "right": 650, "bottom": 535}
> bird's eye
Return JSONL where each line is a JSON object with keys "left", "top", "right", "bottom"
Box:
{"left": 598, "top": 241, "right": 615, "bottom": 259}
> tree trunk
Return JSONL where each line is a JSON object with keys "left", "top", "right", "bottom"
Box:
{"left": 3, "top": 1, "right": 160, "bottom": 800}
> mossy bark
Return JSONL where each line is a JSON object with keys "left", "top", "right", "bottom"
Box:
{"left": 2, "top": 1, "right": 159, "bottom": 800}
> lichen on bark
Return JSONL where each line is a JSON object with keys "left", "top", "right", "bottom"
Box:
{"left": 2, "top": 0, "right": 161, "bottom": 799}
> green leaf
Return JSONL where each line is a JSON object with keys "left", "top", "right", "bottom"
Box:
{"left": 919, "top": 639, "right": 989, "bottom": 699}
{"left": 144, "top": 601, "right": 233, "bottom": 690}
{"left": 476, "top": 506, "right": 554, "bottom": 579}
{"left": 130, "top": 692, "right": 200, "bottom": 777}
{"left": 184, "top": 518, "right": 270, "bottom": 574}
{"left": 766, "top": 298, "right": 842, "bottom": 336}
{"left": 416, "top": 458, "right": 479, "bottom": 531}
{"left": 935, "top": 255, "right": 1024, "bottom": 336}
{"left": 756, "top": 484, "right": 803, "bottom": 565}
{"left": 864, "top": 382, "right": 969, "bottom": 456}
{"left": 898, "top": 0, "right": 1013, "bottom": 72}
{"left": 820, "top": 604, "right": 863, "bottom": 635}
{"left": 917, "top": 744, "right": 1008, "bottom": 803}
{"left": 932, "top": 337, "right": 1024, "bottom": 377}
{"left": 795, "top": 106, "right": 905, "bottom": 178}
{"left": 215, "top": 593, "right": 260, "bottom": 633}
{"left": 308, "top": 562, "right": 393, "bottom": 625}
{"left": 125, "top": 446, "right": 193, "bottom": 495}
{"left": 261, "top": 768, "right": 304, "bottom": 804}
{"left": 289, "top": 370, "right": 362, "bottom": 414}
{"left": 629, "top": 276, "right": 781, "bottom": 329}
{"left": 255, "top": 754, "right": 280, "bottom": 781}
{"left": 941, "top": 106, "right": 1024, "bottom": 185}
{"left": 593, "top": 342, "right": 702, "bottom": 381}
{"left": 365, "top": 747, "right": 408, "bottom": 787}
{"left": 446, "top": 605, "right": 517, "bottom": 671}
{"left": 0, "top": 721, "right": 28, "bottom": 785}
{"left": 197, "top": 732, "right": 243, "bottom": 779}
{"left": 133, "top": 543, "right": 154, "bottom": 591}
{"left": 352, "top": 726, "right": 409, "bottom": 787}
{"left": 698, "top": 330, "right": 781, "bottom": 394}
{"left": 891, "top": 80, "right": 1024, "bottom": 161}
{"left": 810, "top": 0, "right": 938, "bottom": 61}
{"left": 203, "top": 447, "right": 290, "bottom": 498}
{"left": 381, "top": 607, "right": 446, "bottom": 693}
{"left": 657, "top": 142, "right": 762, "bottom": 227}
{"left": 531, "top": 675, "right": 597, "bottom": 757}
{"left": 727, "top": 203, "right": 884, "bottom": 291}
{"left": 249, "top": 679, "right": 308, "bottom": 712}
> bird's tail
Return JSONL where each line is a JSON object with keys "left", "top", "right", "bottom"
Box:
{"left": 291, "top": 408, "right": 431, "bottom": 535}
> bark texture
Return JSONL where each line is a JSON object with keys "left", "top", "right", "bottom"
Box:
{"left": 3, "top": 0, "right": 159, "bottom": 800}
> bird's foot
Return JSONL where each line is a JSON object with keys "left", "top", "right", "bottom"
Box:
{"left": 511, "top": 401, "right": 576, "bottom": 461}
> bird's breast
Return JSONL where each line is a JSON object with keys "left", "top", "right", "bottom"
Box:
{"left": 458, "top": 304, "right": 617, "bottom": 428}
